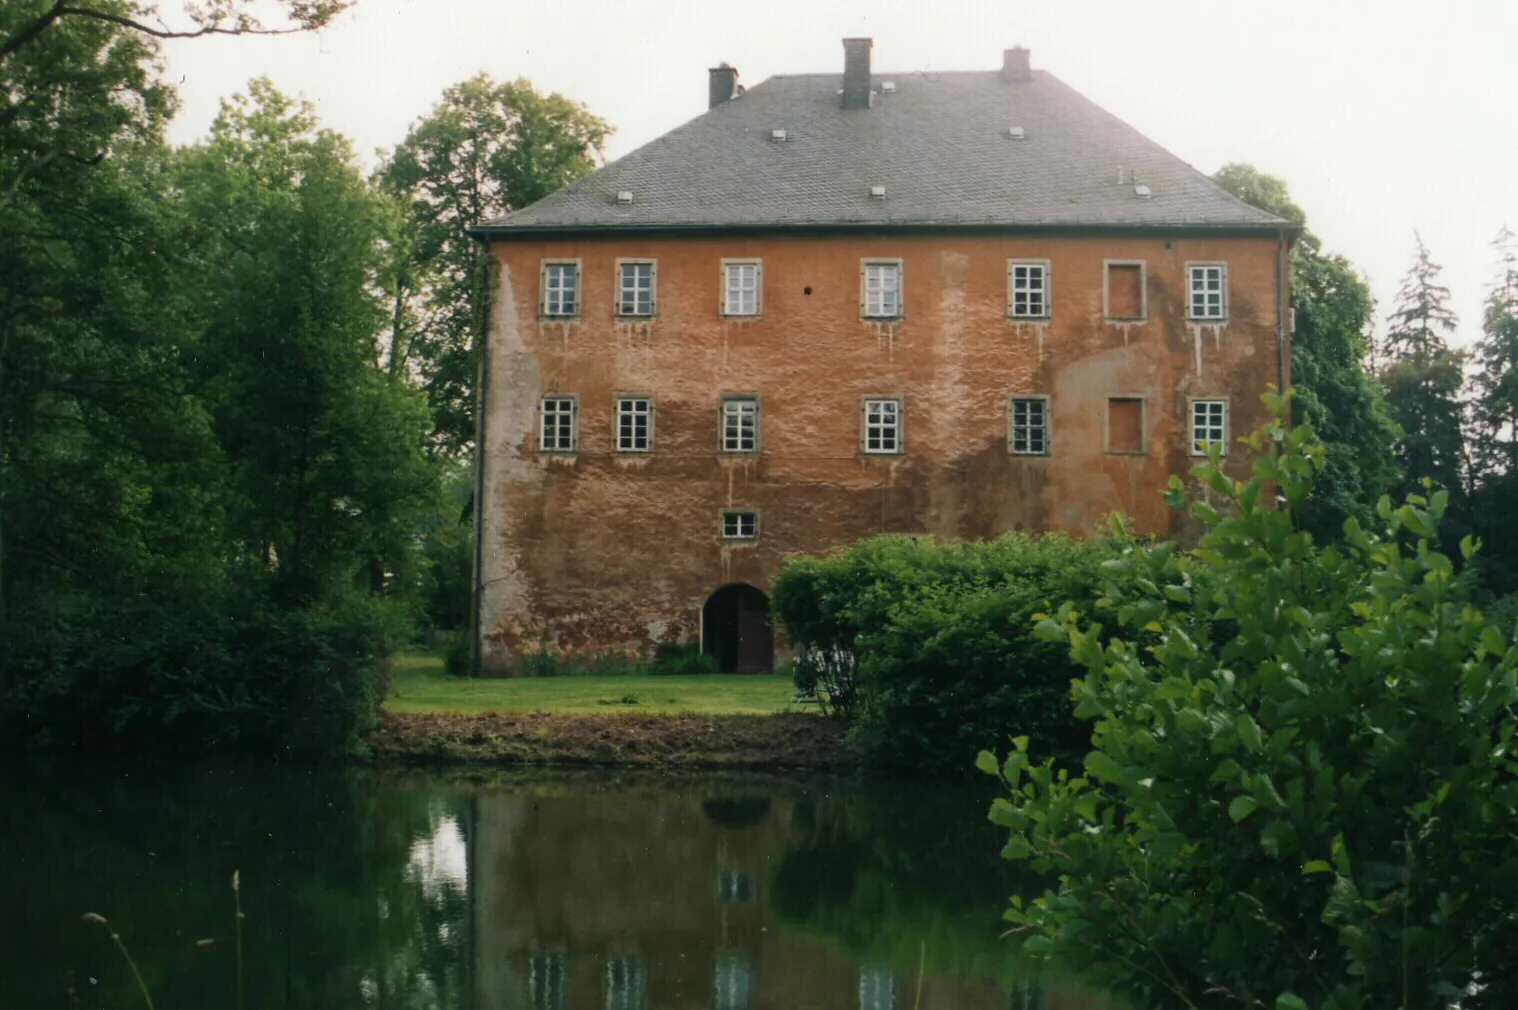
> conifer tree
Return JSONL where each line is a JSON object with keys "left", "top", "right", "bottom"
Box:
{"left": 1379, "top": 235, "right": 1466, "bottom": 502}
{"left": 1467, "top": 227, "right": 1518, "bottom": 589}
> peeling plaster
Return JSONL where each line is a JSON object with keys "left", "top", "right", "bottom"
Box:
{"left": 481, "top": 235, "right": 1282, "bottom": 671}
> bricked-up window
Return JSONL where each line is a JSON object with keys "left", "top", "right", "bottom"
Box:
{"left": 617, "top": 261, "right": 655, "bottom": 316}
{"left": 1009, "top": 396, "right": 1049, "bottom": 455}
{"left": 614, "top": 397, "right": 652, "bottom": 452}
{"left": 862, "top": 261, "right": 903, "bottom": 318}
{"left": 862, "top": 398, "right": 903, "bottom": 454}
{"left": 1191, "top": 398, "right": 1228, "bottom": 455}
{"left": 722, "top": 510, "right": 758, "bottom": 540}
{"left": 1107, "top": 397, "right": 1145, "bottom": 454}
{"left": 721, "top": 397, "right": 759, "bottom": 452}
{"left": 1008, "top": 261, "right": 1050, "bottom": 318}
{"left": 539, "top": 396, "right": 577, "bottom": 452}
{"left": 1105, "top": 262, "right": 1145, "bottom": 320}
{"left": 1188, "top": 263, "right": 1228, "bottom": 320}
{"left": 541, "top": 262, "right": 579, "bottom": 317}
{"left": 723, "top": 260, "right": 761, "bottom": 316}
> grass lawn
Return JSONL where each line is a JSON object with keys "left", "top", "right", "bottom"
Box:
{"left": 384, "top": 650, "right": 800, "bottom": 715}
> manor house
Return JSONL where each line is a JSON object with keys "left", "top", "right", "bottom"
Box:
{"left": 470, "top": 39, "right": 1294, "bottom": 674}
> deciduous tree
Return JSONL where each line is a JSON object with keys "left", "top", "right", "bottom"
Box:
{"left": 376, "top": 75, "right": 609, "bottom": 453}
{"left": 1211, "top": 164, "right": 1399, "bottom": 541}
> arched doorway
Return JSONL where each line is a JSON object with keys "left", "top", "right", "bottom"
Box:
{"left": 701, "top": 584, "right": 773, "bottom": 674}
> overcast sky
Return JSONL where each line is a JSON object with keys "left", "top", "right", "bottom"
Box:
{"left": 162, "top": 0, "right": 1518, "bottom": 345}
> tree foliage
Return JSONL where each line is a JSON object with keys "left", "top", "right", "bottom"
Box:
{"left": 981, "top": 396, "right": 1518, "bottom": 1009}
{"left": 1211, "top": 164, "right": 1399, "bottom": 541}
{"left": 376, "top": 75, "right": 610, "bottom": 452}
{"left": 1, "top": 1, "right": 439, "bottom": 751}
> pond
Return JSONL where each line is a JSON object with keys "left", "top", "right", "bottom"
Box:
{"left": 0, "top": 762, "right": 1113, "bottom": 1009}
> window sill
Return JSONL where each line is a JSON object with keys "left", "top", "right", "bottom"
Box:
{"left": 1008, "top": 450, "right": 1050, "bottom": 457}
{"left": 1105, "top": 316, "right": 1146, "bottom": 324}
{"left": 540, "top": 314, "right": 580, "bottom": 322}
{"left": 1105, "top": 450, "right": 1147, "bottom": 456}
{"left": 862, "top": 315, "right": 903, "bottom": 323}
{"left": 615, "top": 314, "right": 656, "bottom": 321}
{"left": 1008, "top": 314, "right": 1052, "bottom": 322}
{"left": 1187, "top": 316, "right": 1229, "bottom": 324}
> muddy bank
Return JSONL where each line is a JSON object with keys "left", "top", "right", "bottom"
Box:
{"left": 365, "top": 711, "right": 857, "bottom": 769}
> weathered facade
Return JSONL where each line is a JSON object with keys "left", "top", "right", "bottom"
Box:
{"left": 472, "top": 41, "right": 1293, "bottom": 674}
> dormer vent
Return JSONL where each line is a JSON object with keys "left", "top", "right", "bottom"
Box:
{"left": 616, "top": 190, "right": 634, "bottom": 205}
{"left": 869, "top": 185, "right": 887, "bottom": 200}
{"left": 770, "top": 129, "right": 788, "bottom": 141}
{"left": 1007, "top": 126, "right": 1026, "bottom": 140}
{"left": 881, "top": 81, "right": 897, "bottom": 94}
{"left": 1134, "top": 184, "right": 1152, "bottom": 199}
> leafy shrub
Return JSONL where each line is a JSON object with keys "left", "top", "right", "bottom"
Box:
{"left": 4, "top": 585, "right": 408, "bottom": 755}
{"left": 982, "top": 397, "right": 1518, "bottom": 1010}
{"left": 650, "top": 643, "right": 720, "bottom": 676}
{"left": 773, "top": 532, "right": 1123, "bottom": 773}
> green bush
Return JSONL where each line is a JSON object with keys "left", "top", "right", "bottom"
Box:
{"left": 773, "top": 532, "right": 1123, "bottom": 773}
{"left": 650, "top": 642, "right": 720, "bottom": 676}
{"left": 4, "top": 585, "right": 408, "bottom": 755}
{"left": 982, "top": 396, "right": 1518, "bottom": 1010}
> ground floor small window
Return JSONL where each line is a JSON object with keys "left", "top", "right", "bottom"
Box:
{"left": 722, "top": 511, "right": 758, "bottom": 540}
{"left": 1191, "top": 399, "right": 1228, "bottom": 455}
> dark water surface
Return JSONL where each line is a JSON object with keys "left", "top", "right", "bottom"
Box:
{"left": 0, "top": 763, "right": 1112, "bottom": 1009}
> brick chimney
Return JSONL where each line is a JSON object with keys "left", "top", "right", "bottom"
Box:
{"left": 1001, "top": 46, "right": 1031, "bottom": 83}
{"left": 708, "top": 62, "right": 739, "bottom": 108}
{"left": 841, "top": 37, "right": 873, "bottom": 110}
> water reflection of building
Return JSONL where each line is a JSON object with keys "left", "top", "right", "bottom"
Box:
{"left": 467, "top": 784, "right": 1112, "bottom": 1010}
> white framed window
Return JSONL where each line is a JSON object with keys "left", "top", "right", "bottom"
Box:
{"left": 529, "top": 953, "right": 566, "bottom": 1010}
{"left": 1008, "top": 260, "right": 1050, "bottom": 318}
{"left": 605, "top": 957, "right": 646, "bottom": 1010}
{"left": 1190, "top": 398, "right": 1228, "bottom": 455}
{"left": 859, "top": 968, "right": 898, "bottom": 1010}
{"left": 862, "top": 260, "right": 903, "bottom": 318}
{"left": 539, "top": 395, "right": 577, "bottom": 452}
{"left": 1008, "top": 396, "right": 1049, "bottom": 455}
{"left": 614, "top": 396, "right": 653, "bottom": 452}
{"left": 714, "top": 954, "right": 752, "bottom": 1010}
{"left": 722, "top": 259, "right": 761, "bottom": 316}
{"left": 721, "top": 397, "right": 759, "bottom": 452}
{"left": 541, "top": 261, "right": 580, "bottom": 317}
{"left": 617, "top": 260, "right": 656, "bottom": 317}
{"left": 722, "top": 510, "right": 758, "bottom": 540}
{"left": 1187, "top": 263, "right": 1228, "bottom": 320}
{"left": 862, "top": 397, "right": 903, "bottom": 454}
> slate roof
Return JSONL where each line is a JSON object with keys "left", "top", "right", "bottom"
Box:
{"left": 473, "top": 68, "right": 1290, "bottom": 235}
